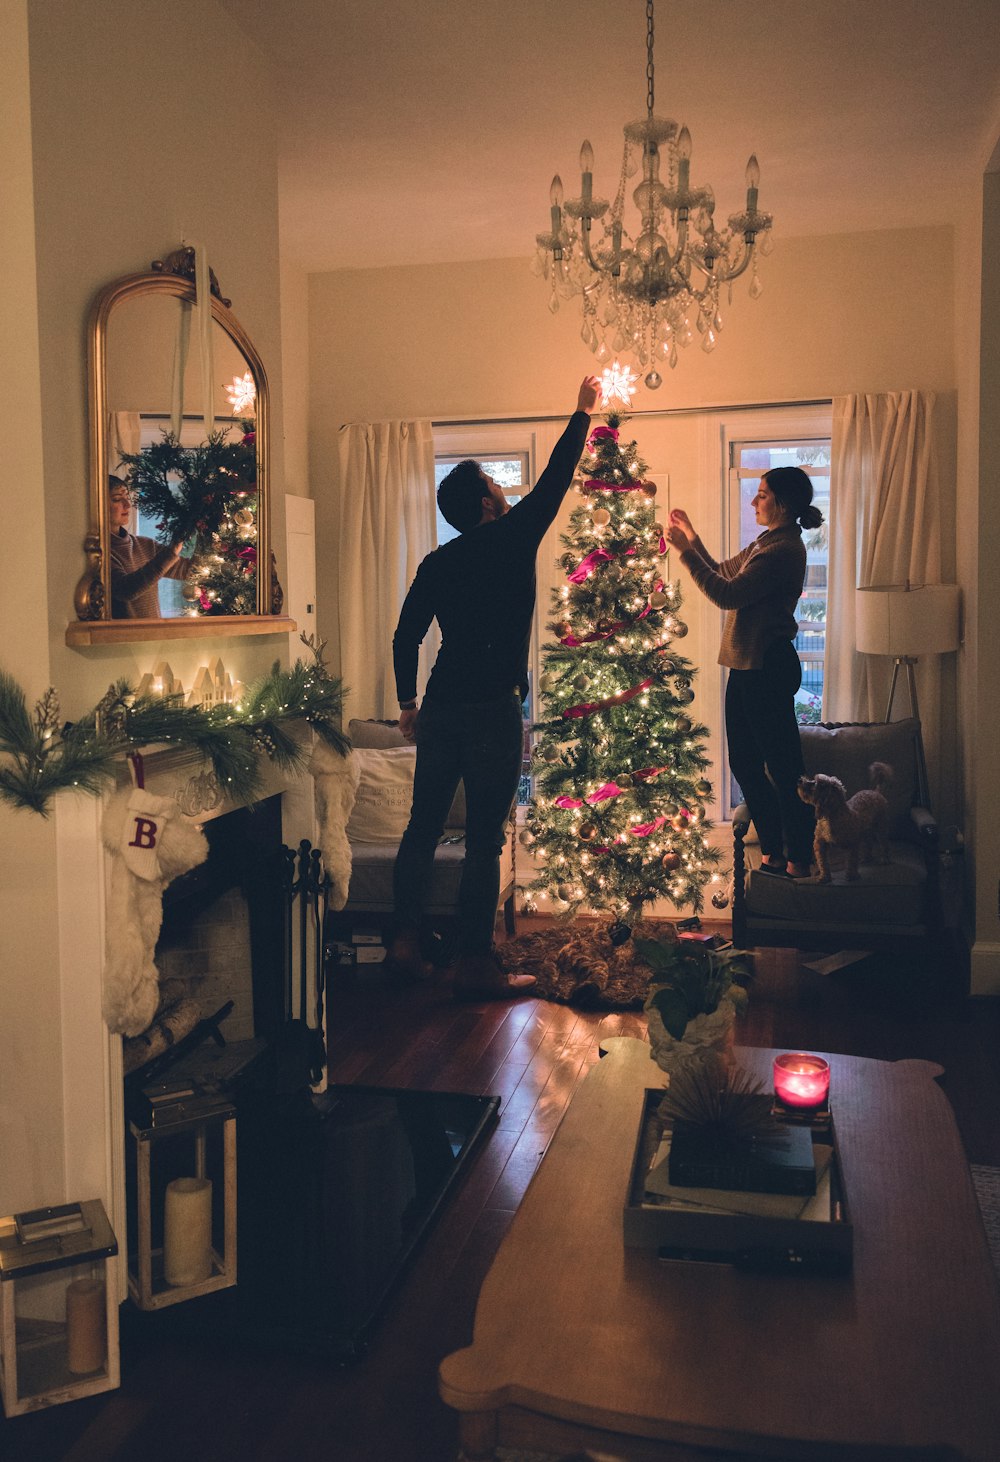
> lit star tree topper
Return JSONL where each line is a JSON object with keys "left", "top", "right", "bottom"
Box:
{"left": 599, "top": 360, "right": 639, "bottom": 408}
{"left": 523, "top": 409, "right": 722, "bottom": 933}
{"left": 224, "top": 372, "right": 257, "bottom": 416}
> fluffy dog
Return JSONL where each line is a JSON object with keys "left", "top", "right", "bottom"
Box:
{"left": 796, "top": 762, "right": 893, "bottom": 883}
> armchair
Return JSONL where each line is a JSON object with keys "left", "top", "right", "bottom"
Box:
{"left": 333, "top": 718, "right": 517, "bottom": 953}
{"left": 731, "top": 718, "right": 940, "bottom": 952}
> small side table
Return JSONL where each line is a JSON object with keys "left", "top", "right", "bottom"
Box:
{"left": 0, "top": 1200, "right": 119, "bottom": 1416}
{"left": 127, "top": 1095, "right": 236, "bottom": 1311}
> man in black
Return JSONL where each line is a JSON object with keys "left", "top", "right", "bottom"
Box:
{"left": 389, "top": 375, "right": 601, "bottom": 998}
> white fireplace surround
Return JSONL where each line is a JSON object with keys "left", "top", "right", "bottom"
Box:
{"left": 54, "top": 738, "right": 317, "bottom": 1300}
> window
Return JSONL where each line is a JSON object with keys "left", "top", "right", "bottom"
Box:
{"left": 728, "top": 438, "right": 831, "bottom": 722}
{"left": 433, "top": 447, "right": 537, "bottom": 805}
{"left": 433, "top": 452, "right": 529, "bottom": 544}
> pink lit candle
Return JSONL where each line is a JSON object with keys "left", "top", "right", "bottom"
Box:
{"left": 773, "top": 1053, "right": 830, "bottom": 1110}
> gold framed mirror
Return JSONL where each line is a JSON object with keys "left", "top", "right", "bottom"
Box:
{"left": 68, "top": 248, "right": 291, "bottom": 644}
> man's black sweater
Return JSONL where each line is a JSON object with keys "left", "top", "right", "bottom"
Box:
{"left": 393, "top": 410, "right": 591, "bottom": 706}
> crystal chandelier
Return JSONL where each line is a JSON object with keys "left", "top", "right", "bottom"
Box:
{"left": 534, "top": 0, "right": 773, "bottom": 389}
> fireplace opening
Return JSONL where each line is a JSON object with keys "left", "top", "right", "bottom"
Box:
{"left": 123, "top": 796, "right": 286, "bottom": 1078}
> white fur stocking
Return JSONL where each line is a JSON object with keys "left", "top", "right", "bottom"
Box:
{"left": 101, "top": 787, "right": 208, "bottom": 1037}
{"left": 310, "top": 741, "right": 360, "bottom": 911}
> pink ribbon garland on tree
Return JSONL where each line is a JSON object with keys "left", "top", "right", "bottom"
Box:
{"left": 562, "top": 676, "right": 654, "bottom": 721}
{"left": 566, "top": 544, "right": 636, "bottom": 585}
{"left": 582, "top": 478, "right": 641, "bottom": 494}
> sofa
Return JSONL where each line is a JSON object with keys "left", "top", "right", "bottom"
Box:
{"left": 731, "top": 717, "right": 941, "bottom": 953}
{"left": 337, "top": 718, "right": 517, "bottom": 942}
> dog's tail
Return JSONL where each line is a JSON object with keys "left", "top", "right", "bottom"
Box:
{"left": 869, "top": 761, "right": 893, "bottom": 794}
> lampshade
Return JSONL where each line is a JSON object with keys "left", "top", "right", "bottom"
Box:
{"left": 855, "top": 584, "right": 961, "bottom": 657}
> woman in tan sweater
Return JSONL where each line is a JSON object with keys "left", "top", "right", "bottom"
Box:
{"left": 666, "top": 467, "right": 823, "bottom": 879}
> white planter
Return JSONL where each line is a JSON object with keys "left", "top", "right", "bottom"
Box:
{"left": 644, "top": 997, "right": 736, "bottom": 1080}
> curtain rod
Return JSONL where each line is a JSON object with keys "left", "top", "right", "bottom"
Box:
{"left": 433, "top": 397, "right": 832, "bottom": 428}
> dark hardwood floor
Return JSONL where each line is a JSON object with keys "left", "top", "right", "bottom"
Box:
{"left": 4, "top": 922, "right": 999, "bottom": 1462}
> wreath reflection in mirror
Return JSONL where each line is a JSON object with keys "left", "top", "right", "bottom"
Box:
{"left": 117, "top": 418, "right": 259, "bottom": 617}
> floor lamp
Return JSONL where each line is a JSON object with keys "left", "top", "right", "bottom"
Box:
{"left": 855, "top": 582, "right": 961, "bottom": 809}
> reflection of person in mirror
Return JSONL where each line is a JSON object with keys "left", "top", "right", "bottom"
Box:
{"left": 108, "top": 475, "right": 192, "bottom": 619}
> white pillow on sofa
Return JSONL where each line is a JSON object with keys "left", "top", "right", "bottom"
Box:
{"left": 345, "top": 746, "right": 416, "bottom": 842}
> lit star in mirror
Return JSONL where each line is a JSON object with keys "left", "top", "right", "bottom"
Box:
{"left": 224, "top": 371, "right": 256, "bottom": 415}
{"left": 599, "top": 361, "right": 638, "bottom": 407}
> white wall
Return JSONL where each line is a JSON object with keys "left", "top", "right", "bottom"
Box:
{"left": 0, "top": 0, "right": 65, "bottom": 1212}
{"left": 0, "top": 0, "right": 295, "bottom": 1215}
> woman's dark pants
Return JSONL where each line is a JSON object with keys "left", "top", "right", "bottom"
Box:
{"left": 725, "top": 639, "right": 814, "bottom": 867}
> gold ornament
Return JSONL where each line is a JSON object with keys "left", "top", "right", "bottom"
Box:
{"left": 234, "top": 508, "right": 254, "bottom": 526}
{"left": 661, "top": 850, "right": 681, "bottom": 871}
{"left": 696, "top": 779, "right": 713, "bottom": 796}
{"left": 640, "top": 481, "right": 657, "bottom": 498}
{"left": 579, "top": 821, "right": 597, "bottom": 841}
{"left": 542, "top": 743, "right": 560, "bottom": 762}
{"left": 573, "top": 672, "right": 591, "bottom": 691}
{"left": 592, "top": 507, "right": 611, "bottom": 527}
{"left": 556, "top": 883, "right": 573, "bottom": 902}
{"left": 675, "top": 715, "right": 693, "bottom": 734}
{"left": 648, "top": 589, "right": 668, "bottom": 610}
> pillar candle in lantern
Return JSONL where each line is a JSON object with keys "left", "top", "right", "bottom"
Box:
{"left": 773, "top": 1053, "right": 831, "bottom": 1109}
{"left": 163, "top": 1176, "right": 213, "bottom": 1286}
{"left": 65, "top": 1276, "right": 106, "bottom": 1374}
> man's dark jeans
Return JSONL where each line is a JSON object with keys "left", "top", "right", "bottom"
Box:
{"left": 393, "top": 691, "right": 524, "bottom": 957}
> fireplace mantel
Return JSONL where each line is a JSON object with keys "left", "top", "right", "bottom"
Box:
{"left": 56, "top": 744, "right": 317, "bottom": 1302}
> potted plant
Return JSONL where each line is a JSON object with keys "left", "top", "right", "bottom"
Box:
{"left": 634, "top": 935, "right": 753, "bottom": 1079}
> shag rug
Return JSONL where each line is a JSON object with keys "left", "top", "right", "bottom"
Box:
{"left": 495, "top": 920, "right": 676, "bottom": 1010}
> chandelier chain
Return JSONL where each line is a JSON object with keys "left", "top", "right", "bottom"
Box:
{"left": 646, "top": 0, "right": 655, "bottom": 118}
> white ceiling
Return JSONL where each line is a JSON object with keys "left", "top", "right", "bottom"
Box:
{"left": 221, "top": 0, "right": 1000, "bottom": 274}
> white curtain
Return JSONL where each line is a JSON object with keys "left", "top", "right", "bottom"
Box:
{"left": 337, "top": 420, "right": 438, "bottom": 721}
{"left": 825, "top": 391, "right": 948, "bottom": 802}
{"left": 108, "top": 411, "right": 141, "bottom": 474}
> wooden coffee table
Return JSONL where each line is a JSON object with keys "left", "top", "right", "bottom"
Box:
{"left": 439, "top": 1038, "right": 1000, "bottom": 1460}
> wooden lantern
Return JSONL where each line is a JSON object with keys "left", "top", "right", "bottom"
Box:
{"left": 0, "top": 1199, "right": 119, "bottom": 1416}
{"left": 126, "top": 1093, "right": 236, "bottom": 1311}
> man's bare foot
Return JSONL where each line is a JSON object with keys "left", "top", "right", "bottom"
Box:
{"left": 787, "top": 862, "right": 812, "bottom": 879}
{"left": 453, "top": 953, "right": 536, "bottom": 1002}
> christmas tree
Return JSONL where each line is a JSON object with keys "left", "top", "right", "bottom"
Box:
{"left": 523, "top": 409, "right": 722, "bottom": 933}
{"left": 179, "top": 420, "right": 259, "bottom": 616}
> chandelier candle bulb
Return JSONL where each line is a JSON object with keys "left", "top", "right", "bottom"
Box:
{"left": 773, "top": 1053, "right": 831, "bottom": 1110}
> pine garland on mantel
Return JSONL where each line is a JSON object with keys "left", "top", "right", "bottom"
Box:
{"left": 0, "top": 638, "right": 348, "bottom": 817}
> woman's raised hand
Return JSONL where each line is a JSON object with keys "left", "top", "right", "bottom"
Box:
{"left": 666, "top": 508, "right": 696, "bottom": 549}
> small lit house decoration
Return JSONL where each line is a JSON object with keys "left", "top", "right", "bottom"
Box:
{"left": 0, "top": 1200, "right": 119, "bottom": 1416}
{"left": 186, "top": 656, "right": 236, "bottom": 708}
{"left": 126, "top": 1088, "right": 236, "bottom": 1311}
{"left": 136, "top": 661, "right": 184, "bottom": 700}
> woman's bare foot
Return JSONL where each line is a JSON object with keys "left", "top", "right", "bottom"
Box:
{"left": 787, "top": 861, "right": 812, "bottom": 879}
